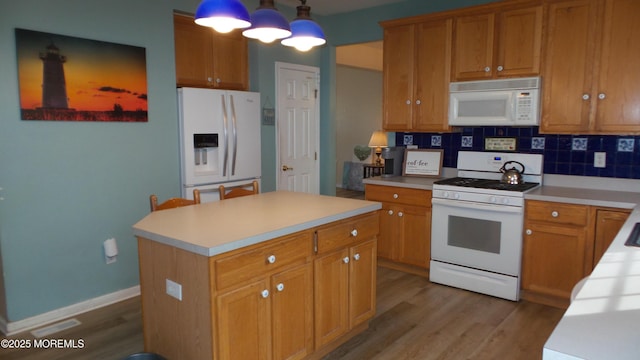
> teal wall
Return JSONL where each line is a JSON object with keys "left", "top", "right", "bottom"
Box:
{"left": 0, "top": 0, "right": 495, "bottom": 322}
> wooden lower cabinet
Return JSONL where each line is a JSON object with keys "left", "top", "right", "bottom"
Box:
{"left": 314, "top": 219, "right": 378, "bottom": 350}
{"left": 522, "top": 200, "right": 630, "bottom": 308}
{"left": 216, "top": 262, "right": 313, "bottom": 360}
{"left": 138, "top": 212, "right": 378, "bottom": 360}
{"left": 365, "top": 184, "right": 431, "bottom": 272}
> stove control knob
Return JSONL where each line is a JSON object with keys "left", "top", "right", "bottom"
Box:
{"left": 443, "top": 191, "right": 449, "bottom": 198}
{"left": 502, "top": 198, "right": 510, "bottom": 205}
{"left": 489, "top": 196, "right": 497, "bottom": 203}
{"left": 453, "top": 193, "right": 460, "bottom": 200}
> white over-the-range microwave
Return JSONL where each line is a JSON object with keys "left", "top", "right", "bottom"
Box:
{"left": 448, "top": 76, "right": 540, "bottom": 126}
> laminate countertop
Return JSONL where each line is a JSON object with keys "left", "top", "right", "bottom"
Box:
{"left": 364, "top": 174, "right": 640, "bottom": 359}
{"left": 132, "top": 191, "right": 381, "bottom": 257}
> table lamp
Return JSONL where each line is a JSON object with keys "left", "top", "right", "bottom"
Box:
{"left": 368, "top": 131, "right": 388, "bottom": 165}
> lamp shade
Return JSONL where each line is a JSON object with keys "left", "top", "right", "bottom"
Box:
{"left": 242, "top": 0, "right": 291, "bottom": 43}
{"left": 281, "top": 2, "right": 326, "bottom": 52}
{"left": 368, "top": 131, "right": 388, "bottom": 148}
{"left": 194, "top": 0, "right": 251, "bottom": 33}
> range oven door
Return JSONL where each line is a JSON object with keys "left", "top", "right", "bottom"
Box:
{"left": 431, "top": 197, "right": 524, "bottom": 276}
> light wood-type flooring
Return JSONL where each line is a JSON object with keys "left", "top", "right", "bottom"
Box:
{"left": 0, "top": 188, "right": 564, "bottom": 359}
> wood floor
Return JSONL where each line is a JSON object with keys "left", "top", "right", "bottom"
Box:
{"left": 1, "top": 189, "right": 564, "bottom": 359}
{"left": 1, "top": 267, "right": 564, "bottom": 360}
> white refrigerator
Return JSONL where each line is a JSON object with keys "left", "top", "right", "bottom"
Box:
{"left": 178, "top": 87, "right": 261, "bottom": 203}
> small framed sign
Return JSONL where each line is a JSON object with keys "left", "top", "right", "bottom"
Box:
{"left": 402, "top": 149, "right": 443, "bottom": 177}
{"left": 485, "top": 137, "right": 517, "bottom": 151}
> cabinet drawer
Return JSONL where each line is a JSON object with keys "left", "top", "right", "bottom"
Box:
{"left": 526, "top": 200, "right": 589, "bottom": 226}
{"left": 215, "top": 231, "right": 312, "bottom": 290}
{"left": 365, "top": 184, "right": 431, "bottom": 207}
{"left": 316, "top": 213, "right": 379, "bottom": 254}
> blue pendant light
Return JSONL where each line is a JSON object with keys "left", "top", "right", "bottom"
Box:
{"left": 194, "top": 0, "right": 251, "bottom": 34}
{"left": 281, "top": 0, "right": 326, "bottom": 52}
{"left": 243, "top": 0, "right": 291, "bottom": 44}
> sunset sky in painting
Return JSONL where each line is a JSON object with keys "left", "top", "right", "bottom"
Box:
{"left": 16, "top": 29, "right": 147, "bottom": 112}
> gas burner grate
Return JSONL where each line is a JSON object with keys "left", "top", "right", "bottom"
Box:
{"left": 435, "top": 177, "right": 539, "bottom": 192}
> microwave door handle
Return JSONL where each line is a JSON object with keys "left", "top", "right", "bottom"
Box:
{"left": 221, "top": 94, "right": 228, "bottom": 177}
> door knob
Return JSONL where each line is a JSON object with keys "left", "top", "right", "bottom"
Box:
{"left": 282, "top": 165, "right": 294, "bottom": 171}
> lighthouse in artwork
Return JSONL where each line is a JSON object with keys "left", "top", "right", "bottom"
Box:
{"left": 39, "top": 42, "right": 69, "bottom": 109}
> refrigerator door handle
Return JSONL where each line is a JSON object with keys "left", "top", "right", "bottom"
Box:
{"left": 230, "top": 94, "right": 238, "bottom": 176}
{"left": 221, "top": 94, "right": 229, "bottom": 177}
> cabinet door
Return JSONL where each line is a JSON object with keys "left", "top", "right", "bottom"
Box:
{"left": 174, "top": 14, "right": 213, "bottom": 88}
{"left": 314, "top": 248, "right": 349, "bottom": 348}
{"left": 541, "top": 0, "right": 598, "bottom": 133}
{"left": 594, "top": 209, "right": 630, "bottom": 266}
{"left": 383, "top": 24, "right": 415, "bottom": 131}
{"left": 211, "top": 30, "right": 248, "bottom": 90}
{"left": 413, "top": 18, "right": 452, "bottom": 132}
{"left": 522, "top": 222, "right": 592, "bottom": 299}
{"left": 594, "top": 0, "right": 640, "bottom": 133}
{"left": 217, "top": 278, "right": 271, "bottom": 360}
{"left": 452, "top": 13, "right": 495, "bottom": 80}
{"left": 349, "top": 239, "right": 377, "bottom": 328}
{"left": 397, "top": 204, "right": 431, "bottom": 269}
{"left": 271, "top": 263, "right": 313, "bottom": 360}
{"left": 496, "top": 6, "right": 542, "bottom": 77}
{"left": 377, "top": 204, "right": 400, "bottom": 260}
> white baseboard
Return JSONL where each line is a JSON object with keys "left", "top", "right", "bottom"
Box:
{"left": 0, "top": 285, "right": 140, "bottom": 336}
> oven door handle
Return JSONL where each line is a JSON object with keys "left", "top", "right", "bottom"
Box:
{"left": 431, "top": 198, "right": 523, "bottom": 214}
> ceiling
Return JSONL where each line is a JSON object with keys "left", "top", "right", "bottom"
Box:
{"left": 276, "top": 0, "right": 407, "bottom": 16}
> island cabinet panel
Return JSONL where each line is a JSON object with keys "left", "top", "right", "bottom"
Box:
{"left": 365, "top": 184, "right": 432, "bottom": 273}
{"left": 541, "top": 0, "right": 640, "bottom": 134}
{"left": 214, "top": 231, "right": 314, "bottom": 360}
{"left": 314, "top": 214, "right": 378, "bottom": 350}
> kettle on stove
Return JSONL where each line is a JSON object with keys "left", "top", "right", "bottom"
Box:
{"left": 500, "top": 161, "right": 525, "bottom": 184}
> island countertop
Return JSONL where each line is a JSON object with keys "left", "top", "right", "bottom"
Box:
{"left": 132, "top": 190, "right": 381, "bottom": 257}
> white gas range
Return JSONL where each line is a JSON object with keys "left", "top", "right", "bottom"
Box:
{"left": 430, "top": 151, "right": 543, "bottom": 301}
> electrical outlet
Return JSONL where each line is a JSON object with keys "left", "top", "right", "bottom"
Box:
{"left": 166, "top": 279, "right": 182, "bottom": 301}
{"left": 594, "top": 152, "right": 606, "bottom": 168}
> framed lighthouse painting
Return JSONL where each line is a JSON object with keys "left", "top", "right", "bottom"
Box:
{"left": 15, "top": 28, "right": 148, "bottom": 122}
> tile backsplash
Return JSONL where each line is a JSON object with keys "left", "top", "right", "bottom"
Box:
{"left": 396, "top": 127, "right": 640, "bottom": 179}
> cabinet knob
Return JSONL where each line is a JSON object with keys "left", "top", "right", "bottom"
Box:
{"left": 353, "top": 253, "right": 361, "bottom": 261}
{"left": 387, "top": 210, "right": 394, "bottom": 215}
{"left": 551, "top": 211, "right": 559, "bottom": 218}
{"left": 484, "top": 66, "right": 491, "bottom": 72}
{"left": 598, "top": 93, "right": 606, "bottom": 100}
{"left": 350, "top": 229, "right": 358, "bottom": 237}
{"left": 526, "top": 229, "right": 532, "bottom": 235}
{"left": 582, "top": 94, "right": 590, "bottom": 100}
{"left": 393, "top": 193, "right": 399, "bottom": 199}
{"left": 398, "top": 212, "right": 403, "bottom": 217}
{"left": 267, "top": 255, "right": 276, "bottom": 264}
{"left": 343, "top": 256, "right": 350, "bottom": 264}
{"left": 415, "top": 100, "right": 421, "bottom": 105}
{"left": 276, "top": 283, "right": 284, "bottom": 292}
{"left": 406, "top": 100, "right": 411, "bottom": 105}
{"left": 497, "top": 65, "right": 504, "bottom": 71}
{"left": 216, "top": 78, "right": 221, "bottom": 84}
{"left": 207, "top": 77, "right": 213, "bottom": 83}
{"left": 261, "top": 289, "right": 269, "bottom": 298}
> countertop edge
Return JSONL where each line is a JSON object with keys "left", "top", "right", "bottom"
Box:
{"left": 133, "top": 202, "right": 381, "bottom": 257}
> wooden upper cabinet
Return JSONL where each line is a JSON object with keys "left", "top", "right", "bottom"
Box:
{"left": 173, "top": 13, "right": 248, "bottom": 90}
{"left": 452, "top": 5, "right": 542, "bottom": 81}
{"left": 382, "top": 18, "right": 452, "bottom": 132}
{"left": 541, "top": 0, "right": 640, "bottom": 134}
{"left": 593, "top": 0, "right": 640, "bottom": 133}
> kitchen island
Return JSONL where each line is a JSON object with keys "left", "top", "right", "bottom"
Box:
{"left": 133, "top": 191, "right": 381, "bottom": 360}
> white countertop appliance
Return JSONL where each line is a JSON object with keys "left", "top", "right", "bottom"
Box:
{"left": 430, "top": 151, "right": 543, "bottom": 301}
{"left": 178, "top": 87, "right": 261, "bottom": 203}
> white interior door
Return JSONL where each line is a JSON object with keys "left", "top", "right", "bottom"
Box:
{"left": 276, "top": 62, "right": 320, "bottom": 194}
